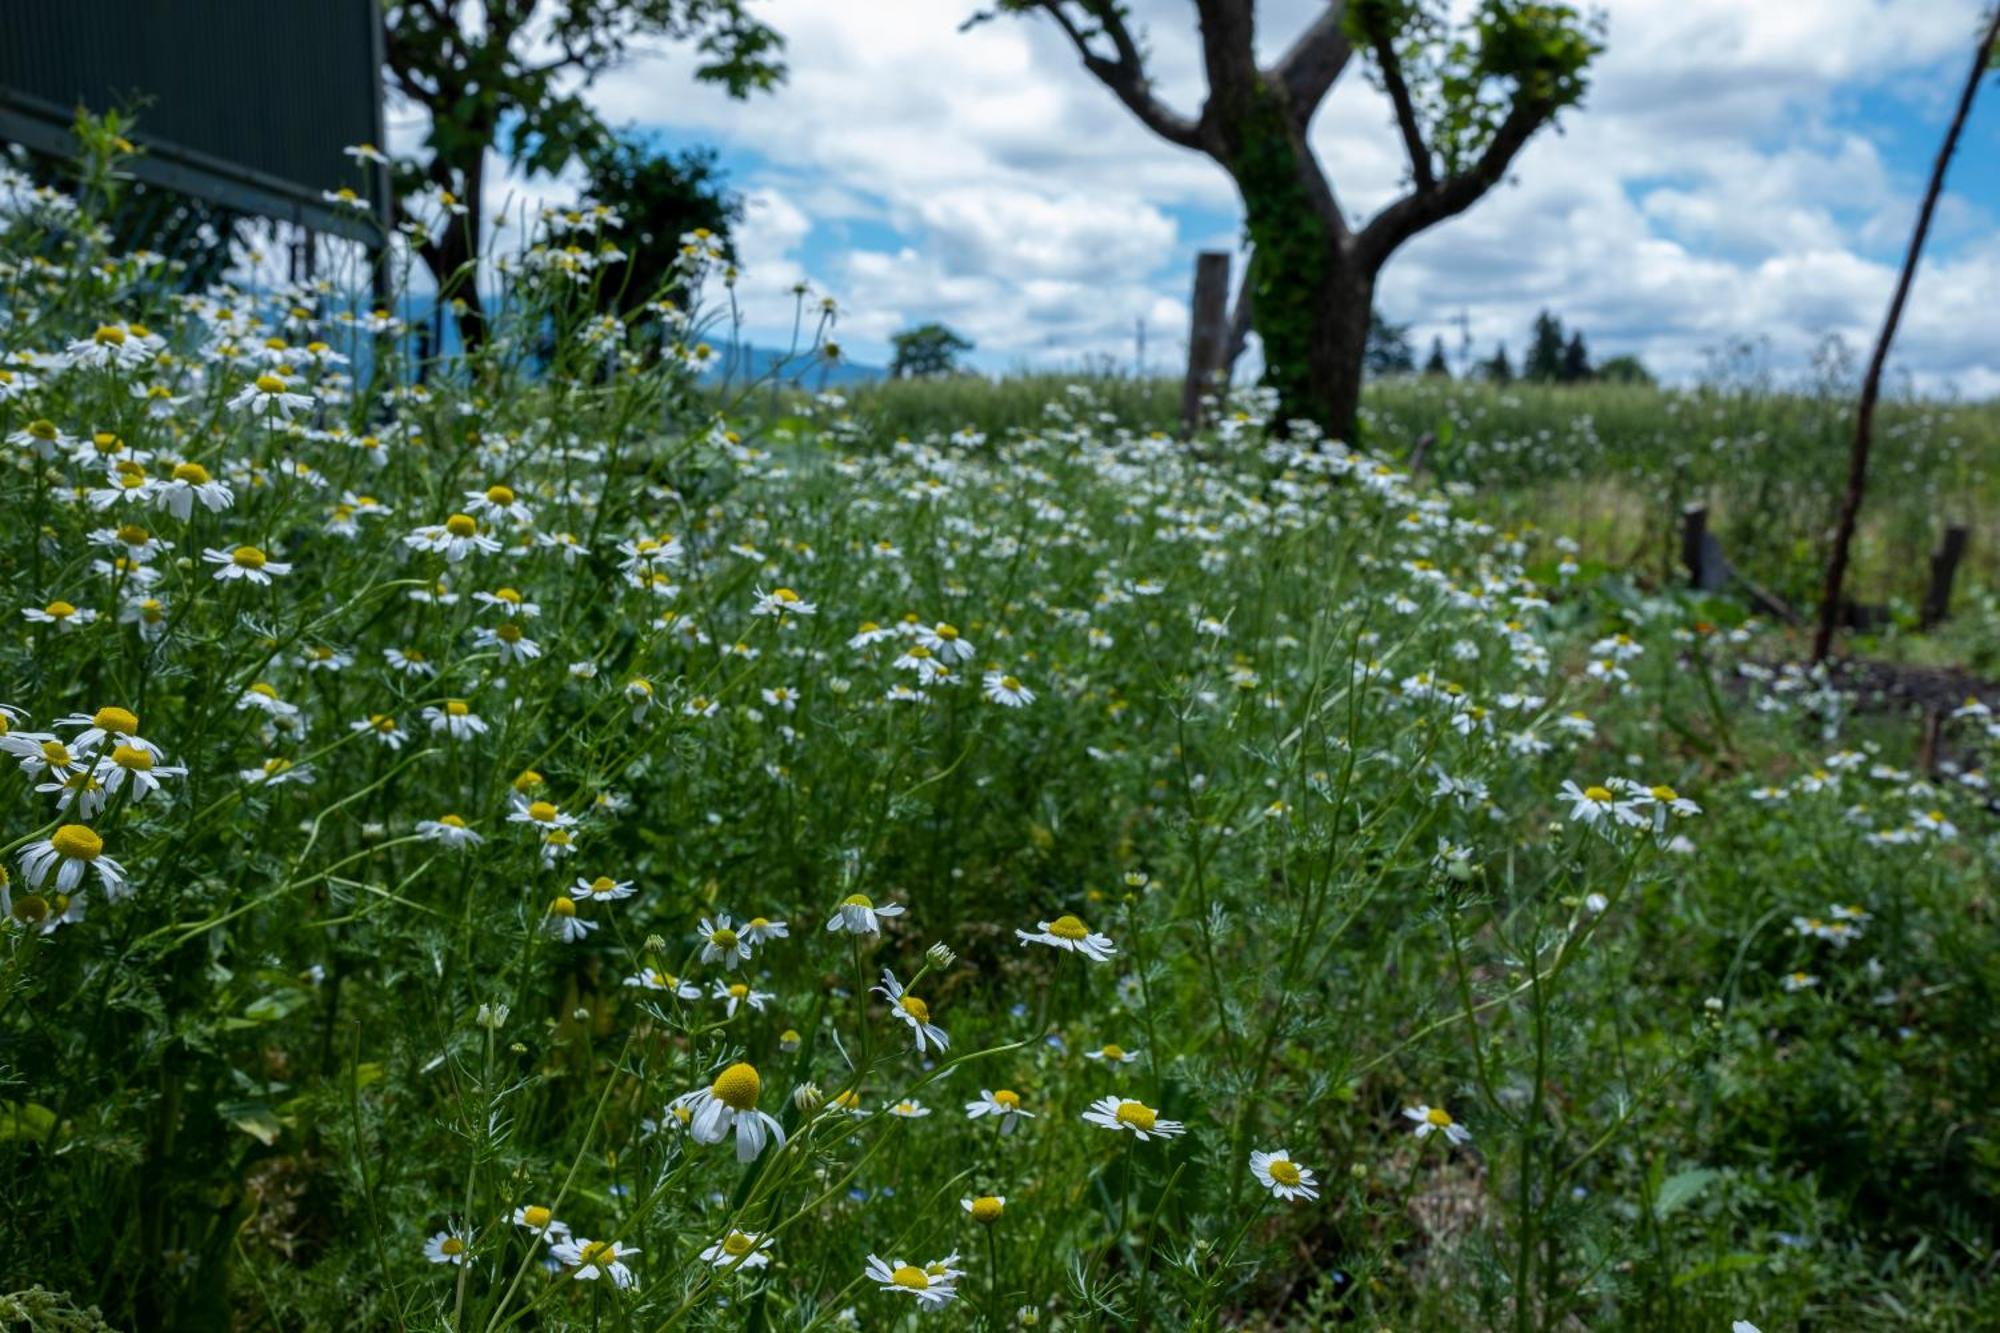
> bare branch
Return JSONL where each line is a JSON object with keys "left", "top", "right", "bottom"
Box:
{"left": 1192, "top": 0, "right": 1259, "bottom": 123}
{"left": 1359, "top": 12, "right": 1433, "bottom": 191}
{"left": 1272, "top": 3, "right": 1353, "bottom": 119}
{"left": 1033, "top": 1, "right": 1204, "bottom": 150}
{"left": 1356, "top": 94, "right": 1545, "bottom": 267}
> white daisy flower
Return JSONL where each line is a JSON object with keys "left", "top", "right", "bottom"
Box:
{"left": 510, "top": 1205, "right": 570, "bottom": 1243}
{"left": 19, "top": 824, "right": 128, "bottom": 900}
{"left": 670, "top": 1062, "right": 787, "bottom": 1162}
{"left": 700, "top": 1230, "right": 773, "bottom": 1272}
{"left": 1082, "top": 1043, "right": 1139, "bottom": 1065}
{"left": 699, "top": 915, "right": 753, "bottom": 969}
{"left": 623, "top": 967, "right": 700, "bottom": 998}
{"left": 982, "top": 671, "right": 1035, "bottom": 707}
{"left": 712, "top": 980, "right": 773, "bottom": 1016}
{"left": 543, "top": 895, "right": 595, "bottom": 943}
{"left": 826, "top": 892, "right": 905, "bottom": 934}
{"left": 423, "top": 700, "right": 488, "bottom": 740}
{"left": 865, "top": 1254, "right": 958, "bottom": 1310}
{"left": 751, "top": 585, "right": 816, "bottom": 617}
{"left": 551, "top": 1237, "right": 638, "bottom": 1288}
{"left": 1249, "top": 1149, "right": 1319, "bottom": 1202}
{"left": 742, "top": 915, "right": 789, "bottom": 945}
{"left": 875, "top": 968, "right": 949, "bottom": 1054}
{"left": 423, "top": 1225, "right": 472, "bottom": 1265}
{"left": 1082, "top": 1095, "right": 1184, "bottom": 1141}
{"left": 1015, "top": 913, "right": 1116, "bottom": 962}
{"left": 416, "top": 815, "right": 483, "bottom": 848}
{"left": 1403, "top": 1104, "right": 1472, "bottom": 1145}
{"left": 964, "top": 1089, "right": 1034, "bottom": 1134}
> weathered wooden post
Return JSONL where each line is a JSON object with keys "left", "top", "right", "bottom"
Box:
{"left": 1680, "top": 504, "right": 1711, "bottom": 588}
{"left": 1181, "top": 250, "right": 1231, "bottom": 438}
{"left": 1921, "top": 524, "right": 1969, "bottom": 630}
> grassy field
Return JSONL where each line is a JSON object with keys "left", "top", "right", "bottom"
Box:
{"left": 2, "top": 162, "right": 1998, "bottom": 1333}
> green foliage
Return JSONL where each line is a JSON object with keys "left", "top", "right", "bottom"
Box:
{"left": 578, "top": 135, "right": 740, "bottom": 317}
{"left": 888, "top": 322, "right": 975, "bottom": 379}
{"left": 3, "top": 135, "right": 1999, "bottom": 1333}
{"left": 1424, "top": 335, "right": 1453, "bottom": 378}
{"left": 1597, "top": 353, "right": 1654, "bottom": 385}
{"left": 1367, "top": 309, "right": 1418, "bottom": 375}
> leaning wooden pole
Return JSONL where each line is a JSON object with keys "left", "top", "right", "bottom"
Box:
{"left": 1812, "top": 12, "right": 2000, "bottom": 662}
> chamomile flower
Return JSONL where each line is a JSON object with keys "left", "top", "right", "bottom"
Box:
{"left": 1, "top": 733, "right": 87, "bottom": 780}
{"left": 964, "top": 1089, "right": 1034, "bottom": 1133}
{"left": 699, "top": 915, "right": 753, "bottom": 969}
{"left": 624, "top": 967, "right": 700, "bottom": 998}
{"left": 93, "top": 744, "right": 186, "bottom": 802}
{"left": 671, "top": 1061, "right": 787, "bottom": 1162}
{"left": 24, "top": 600, "right": 97, "bottom": 630}
{"left": 1082, "top": 1043, "right": 1139, "bottom": 1065}
{"left": 827, "top": 892, "right": 905, "bottom": 934}
{"left": 1249, "top": 1149, "right": 1319, "bottom": 1202}
{"left": 961, "top": 1195, "right": 1006, "bottom": 1224}
{"left": 752, "top": 586, "right": 816, "bottom": 617}
{"left": 350, "top": 714, "right": 409, "bottom": 749}
{"left": 510, "top": 1205, "right": 571, "bottom": 1242}
{"left": 19, "top": 824, "right": 127, "bottom": 899}
{"left": 417, "top": 814, "right": 483, "bottom": 848}
{"left": 875, "top": 968, "right": 950, "bottom": 1053}
{"left": 573, "top": 874, "right": 636, "bottom": 902}
{"left": 1559, "top": 780, "right": 1642, "bottom": 829}
{"left": 551, "top": 1237, "right": 638, "bottom": 1288}
{"left": 887, "top": 1098, "right": 932, "bottom": 1118}
{"left": 915, "top": 622, "right": 974, "bottom": 663}
{"left": 473, "top": 621, "right": 542, "bottom": 665}
{"left": 463, "top": 483, "right": 534, "bottom": 526}
{"left": 543, "top": 895, "right": 595, "bottom": 943}
{"left": 228, "top": 371, "right": 314, "bottom": 420}
{"left": 1015, "top": 913, "right": 1116, "bottom": 961}
{"left": 742, "top": 915, "right": 789, "bottom": 946}
{"left": 423, "top": 700, "right": 488, "bottom": 740}
{"left": 423, "top": 1225, "right": 472, "bottom": 1266}
{"left": 202, "top": 545, "right": 292, "bottom": 584}
{"left": 1403, "top": 1104, "right": 1471, "bottom": 1145}
{"left": 700, "top": 1230, "right": 773, "bottom": 1272}
{"left": 1083, "top": 1095, "right": 1184, "bottom": 1140}
{"left": 712, "top": 980, "right": 773, "bottom": 1016}
{"left": 866, "top": 1254, "right": 958, "bottom": 1310}
{"left": 406, "top": 514, "right": 501, "bottom": 562}
{"left": 153, "top": 460, "right": 234, "bottom": 519}
{"left": 982, "top": 671, "right": 1035, "bottom": 707}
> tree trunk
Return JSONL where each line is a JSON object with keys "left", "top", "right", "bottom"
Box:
{"left": 1305, "top": 263, "right": 1373, "bottom": 443}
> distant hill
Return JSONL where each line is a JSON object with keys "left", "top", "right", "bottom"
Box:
{"left": 702, "top": 344, "right": 886, "bottom": 389}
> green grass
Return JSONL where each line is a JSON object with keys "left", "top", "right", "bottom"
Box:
{"left": 1, "top": 163, "right": 1997, "bottom": 1332}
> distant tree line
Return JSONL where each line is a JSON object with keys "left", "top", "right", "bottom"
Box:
{"left": 1409, "top": 307, "right": 1650, "bottom": 386}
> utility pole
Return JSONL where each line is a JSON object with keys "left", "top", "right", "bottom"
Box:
{"left": 1135, "top": 316, "right": 1146, "bottom": 377}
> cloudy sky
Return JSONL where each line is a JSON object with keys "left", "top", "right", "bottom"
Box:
{"left": 432, "top": 1, "right": 2000, "bottom": 392}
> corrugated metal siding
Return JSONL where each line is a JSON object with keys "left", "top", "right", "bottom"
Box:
{"left": 0, "top": 0, "right": 381, "bottom": 215}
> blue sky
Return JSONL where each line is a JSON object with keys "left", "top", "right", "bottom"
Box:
{"left": 435, "top": 1, "right": 2000, "bottom": 393}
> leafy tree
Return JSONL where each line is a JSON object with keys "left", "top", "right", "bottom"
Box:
{"left": 579, "top": 134, "right": 740, "bottom": 316}
{"left": 1524, "top": 307, "right": 1565, "bottom": 382}
{"left": 1422, "top": 335, "right": 1451, "bottom": 377}
{"left": 383, "top": 0, "right": 784, "bottom": 346}
{"left": 889, "top": 323, "right": 976, "bottom": 378}
{"left": 1596, "top": 353, "right": 1652, "bottom": 385}
{"left": 1365, "top": 309, "right": 1415, "bottom": 375}
{"left": 1560, "top": 329, "right": 1591, "bottom": 382}
{"left": 973, "top": 0, "right": 1600, "bottom": 439}
{"left": 1483, "top": 342, "right": 1514, "bottom": 383}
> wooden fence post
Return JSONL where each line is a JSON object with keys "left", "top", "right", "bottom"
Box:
{"left": 1680, "top": 504, "right": 1710, "bottom": 588}
{"left": 1921, "top": 524, "right": 1969, "bottom": 630}
{"left": 1181, "top": 250, "right": 1231, "bottom": 438}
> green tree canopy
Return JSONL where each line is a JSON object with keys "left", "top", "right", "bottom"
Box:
{"left": 889, "top": 323, "right": 976, "bottom": 379}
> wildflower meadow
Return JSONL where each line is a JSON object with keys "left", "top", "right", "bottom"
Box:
{"left": 1, "top": 131, "right": 1997, "bottom": 1333}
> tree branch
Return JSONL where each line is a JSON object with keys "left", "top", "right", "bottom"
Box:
{"left": 1356, "top": 94, "right": 1545, "bottom": 266}
{"left": 1192, "top": 0, "right": 1259, "bottom": 125}
{"left": 1032, "top": 1, "right": 1204, "bottom": 150}
{"left": 1360, "top": 13, "right": 1433, "bottom": 191}
{"left": 1271, "top": 3, "right": 1352, "bottom": 120}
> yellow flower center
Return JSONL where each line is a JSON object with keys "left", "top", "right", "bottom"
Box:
{"left": 172, "top": 461, "right": 211, "bottom": 484}
{"left": 900, "top": 994, "right": 930, "bottom": 1024}
{"left": 231, "top": 546, "right": 267, "bottom": 570}
{"left": 842, "top": 893, "right": 873, "bottom": 909}
{"left": 772, "top": 587, "right": 799, "bottom": 603}
{"left": 44, "top": 601, "right": 76, "bottom": 619}
{"left": 51, "top": 825, "right": 103, "bottom": 861}
{"left": 577, "top": 1240, "right": 615, "bottom": 1268}
{"left": 445, "top": 700, "right": 469, "bottom": 717}
{"left": 40, "top": 739, "right": 72, "bottom": 766}
{"left": 1114, "top": 1101, "right": 1156, "bottom": 1131}
{"left": 1583, "top": 785, "right": 1614, "bottom": 804}
{"left": 115, "top": 525, "right": 150, "bottom": 547}
{"left": 112, "top": 744, "right": 152, "bottom": 771}
{"left": 94, "top": 325, "right": 127, "bottom": 346}
{"left": 1098, "top": 1044, "right": 1126, "bottom": 1061}
{"left": 722, "top": 1232, "right": 754, "bottom": 1257}
{"left": 485, "top": 484, "right": 515, "bottom": 505}
{"left": 93, "top": 432, "right": 120, "bottom": 453}
{"left": 891, "top": 1265, "right": 929, "bottom": 1290}
{"left": 249, "top": 682, "right": 279, "bottom": 699}
{"left": 28, "top": 419, "right": 56, "bottom": 441}
{"left": 371, "top": 715, "right": 397, "bottom": 734}
{"left": 728, "top": 983, "right": 748, "bottom": 999}
{"left": 254, "top": 373, "right": 287, "bottom": 395}
{"left": 1268, "top": 1158, "right": 1302, "bottom": 1186}
{"left": 526, "top": 800, "right": 557, "bottom": 823}
{"left": 711, "top": 927, "right": 739, "bottom": 948}
{"left": 439, "top": 814, "right": 467, "bottom": 828}
{"left": 1047, "top": 914, "right": 1089, "bottom": 941}
{"left": 1425, "top": 1106, "right": 1454, "bottom": 1127}
{"left": 969, "top": 1196, "right": 1004, "bottom": 1223}
{"left": 936, "top": 623, "right": 959, "bottom": 639}
{"left": 521, "top": 1205, "right": 551, "bottom": 1228}
{"left": 993, "top": 1089, "right": 1021, "bottom": 1109}
{"left": 496, "top": 622, "right": 523, "bottom": 643}
{"left": 1000, "top": 675, "right": 1023, "bottom": 691}
{"left": 440, "top": 1236, "right": 465, "bottom": 1257}
{"left": 711, "top": 1061, "right": 761, "bottom": 1111}
{"left": 549, "top": 896, "right": 577, "bottom": 918}
{"left": 444, "top": 514, "right": 478, "bottom": 538}
{"left": 590, "top": 876, "right": 616, "bottom": 893}
{"left": 1650, "top": 785, "right": 1678, "bottom": 802}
